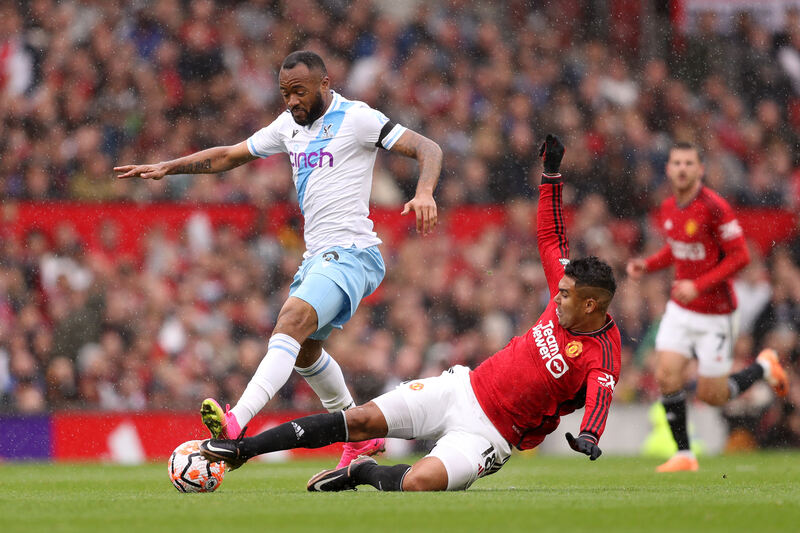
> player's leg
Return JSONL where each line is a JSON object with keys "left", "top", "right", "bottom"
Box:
{"left": 295, "top": 340, "right": 355, "bottom": 413}
{"left": 313, "top": 455, "right": 447, "bottom": 492}
{"left": 312, "top": 366, "right": 510, "bottom": 492}
{"left": 295, "top": 335, "right": 386, "bottom": 467}
{"left": 290, "top": 246, "right": 387, "bottom": 467}
{"left": 306, "top": 401, "right": 417, "bottom": 492}
{"left": 397, "top": 457, "right": 449, "bottom": 491}
{"left": 201, "top": 295, "right": 319, "bottom": 438}
{"left": 202, "top": 247, "right": 363, "bottom": 438}
{"left": 695, "top": 313, "right": 788, "bottom": 403}
{"left": 308, "top": 438, "right": 491, "bottom": 492}
{"left": 654, "top": 350, "right": 697, "bottom": 471}
{"left": 653, "top": 302, "right": 697, "bottom": 472}
{"left": 200, "top": 401, "right": 388, "bottom": 471}
{"left": 307, "top": 369, "right": 454, "bottom": 491}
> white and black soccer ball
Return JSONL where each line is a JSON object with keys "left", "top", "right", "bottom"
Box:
{"left": 168, "top": 440, "right": 225, "bottom": 493}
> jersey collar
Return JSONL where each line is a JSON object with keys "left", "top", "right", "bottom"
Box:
{"left": 675, "top": 184, "right": 703, "bottom": 209}
{"left": 567, "top": 315, "right": 615, "bottom": 337}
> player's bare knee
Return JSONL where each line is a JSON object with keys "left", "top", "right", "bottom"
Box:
{"left": 401, "top": 469, "right": 446, "bottom": 492}
{"left": 655, "top": 366, "right": 683, "bottom": 394}
{"left": 343, "top": 404, "right": 384, "bottom": 441}
{"left": 274, "top": 299, "right": 318, "bottom": 340}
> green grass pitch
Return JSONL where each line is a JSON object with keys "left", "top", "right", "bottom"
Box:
{"left": 2, "top": 452, "right": 799, "bottom": 533}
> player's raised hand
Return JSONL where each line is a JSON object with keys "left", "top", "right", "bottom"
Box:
{"left": 565, "top": 432, "right": 602, "bottom": 460}
{"left": 401, "top": 193, "right": 438, "bottom": 235}
{"left": 114, "top": 163, "right": 168, "bottom": 180}
{"left": 539, "top": 134, "right": 565, "bottom": 175}
{"left": 626, "top": 258, "right": 647, "bottom": 279}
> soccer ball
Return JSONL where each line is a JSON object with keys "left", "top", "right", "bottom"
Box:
{"left": 168, "top": 440, "right": 225, "bottom": 493}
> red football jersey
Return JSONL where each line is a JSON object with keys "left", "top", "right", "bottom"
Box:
{"left": 645, "top": 186, "right": 749, "bottom": 314}
{"left": 470, "top": 176, "right": 622, "bottom": 451}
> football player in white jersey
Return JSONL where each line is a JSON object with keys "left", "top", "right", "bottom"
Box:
{"left": 115, "top": 50, "right": 442, "bottom": 467}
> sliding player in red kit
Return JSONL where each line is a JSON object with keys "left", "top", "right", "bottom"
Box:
{"left": 199, "top": 135, "right": 622, "bottom": 492}
{"left": 627, "top": 142, "right": 788, "bottom": 472}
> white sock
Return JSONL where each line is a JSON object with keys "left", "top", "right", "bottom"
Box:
{"left": 295, "top": 349, "right": 355, "bottom": 412}
{"left": 231, "top": 333, "right": 301, "bottom": 425}
{"left": 757, "top": 357, "right": 772, "bottom": 381}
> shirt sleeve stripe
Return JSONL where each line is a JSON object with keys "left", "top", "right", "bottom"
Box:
{"left": 585, "top": 387, "right": 611, "bottom": 435}
{"left": 247, "top": 137, "right": 269, "bottom": 158}
{"left": 555, "top": 184, "right": 569, "bottom": 258}
{"left": 598, "top": 336, "right": 607, "bottom": 370}
{"left": 599, "top": 335, "right": 611, "bottom": 372}
{"left": 603, "top": 334, "right": 615, "bottom": 372}
{"left": 381, "top": 124, "right": 407, "bottom": 150}
{"left": 550, "top": 183, "right": 568, "bottom": 259}
{"left": 591, "top": 391, "right": 612, "bottom": 434}
{"left": 584, "top": 387, "right": 604, "bottom": 433}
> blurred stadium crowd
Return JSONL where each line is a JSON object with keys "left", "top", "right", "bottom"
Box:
{"left": 1, "top": 0, "right": 800, "bottom": 449}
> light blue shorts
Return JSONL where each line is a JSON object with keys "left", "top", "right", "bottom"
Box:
{"left": 289, "top": 245, "right": 385, "bottom": 340}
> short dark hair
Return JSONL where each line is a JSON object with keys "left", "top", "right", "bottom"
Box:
{"left": 564, "top": 256, "right": 616, "bottom": 297}
{"left": 281, "top": 50, "right": 327, "bottom": 75}
{"left": 669, "top": 141, "right": 703, "bottom": 161}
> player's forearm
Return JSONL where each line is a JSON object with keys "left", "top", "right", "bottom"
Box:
{"left": 162, "top": 146, "right": 249, "bottom": 175}
{"left": 580, "top": 381, "right": 612, "bottom": 438}
{"left": 391, "top": 130, "right": 442, "bottom": 194}
{"left": 693, "top": 244, "right": 750, "bottom": 294}
{"left": 413, "top": 138, "right": 442, "bottom": 195}
{"left": 644, "top": 245, "right": 673, "bottom": 272}
{"left": 536, "top": 176, "right": 568, "bottom": 252}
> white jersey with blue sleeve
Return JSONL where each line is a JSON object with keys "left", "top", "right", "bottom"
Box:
{"left": 246, "top": 91, "right": 407, "bottom": 257}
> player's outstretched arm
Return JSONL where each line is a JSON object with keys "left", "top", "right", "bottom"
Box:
{"left": 568, "top": 365, "right": 617, "bottom": 460}
{"left": 114, "top": 141, "right": 256, "bottom": 180}
{"left": 390, "top": 130, "right": 442, "bottom": 235}
{"left": 536, "top": 134, "right": 569, "bottom": 296}
{"left": 629, "top": 244, "right": 673, "bottom": 279}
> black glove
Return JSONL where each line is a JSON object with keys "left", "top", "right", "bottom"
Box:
{"left": 565, "top": 432, "right": 602, "bottom": 460}
{"left": 539, "top": 134, "right": 565, "bottom": 175}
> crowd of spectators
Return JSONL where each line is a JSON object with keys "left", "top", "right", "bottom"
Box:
{"left": 1, "top": 0, "right": 800, "bottom": 449}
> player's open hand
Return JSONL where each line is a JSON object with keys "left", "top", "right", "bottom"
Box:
{"left": 626, "top": 258, "right": 646, "bottom": 279}
{"left": 114, "top": 163, "right": 167, "bottom": 180}
{"left": 539, "top": 134, "right": 565, "bottom": 175}
{"left": 402, "top": 193, "right": 438, "bottom": 235}
{"left": 671, "top": 279, "right": 699, "bottom": 304}
{"left": 565, "top": 432, "right": 602, "bottom": 460}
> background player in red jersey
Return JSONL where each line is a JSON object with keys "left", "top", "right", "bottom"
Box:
{"left": 627, "top": 142, "right": 789, "bottom": 473}
{"left": 199, "top": 135, "right": 623, "bottom": 492}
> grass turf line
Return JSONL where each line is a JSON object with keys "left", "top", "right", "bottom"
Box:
{"left": 1, "top": 452, "right": 799, "bottom": 533}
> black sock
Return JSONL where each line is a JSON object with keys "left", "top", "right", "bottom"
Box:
{"left": 352, "top": 461, "right": 412, "bottom": 491}
{"left": 239, "top": 412, "right": 347, "bottom": 459}
{"left": 727, "top": 363, "right": 765, "bottom": 399}
{"left": 662, "top": 390, "right": 690, "bottom": 451}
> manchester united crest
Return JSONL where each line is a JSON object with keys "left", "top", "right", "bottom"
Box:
{"left": 685, "top": 219, "right": 698, "bottom": 237}
{"left": 565, "top": 341, "right": 583, "bottom": 358}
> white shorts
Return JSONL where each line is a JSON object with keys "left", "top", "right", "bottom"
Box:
{"left": 654, "top": 300, "right": 738, "bottom": 377}
{"left": 372, "top": 365, "right": 511, "bottom": 491}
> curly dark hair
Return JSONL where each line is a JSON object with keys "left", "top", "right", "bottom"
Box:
{"left": 564, "top": 256, "right": 616, "bottom": 296}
